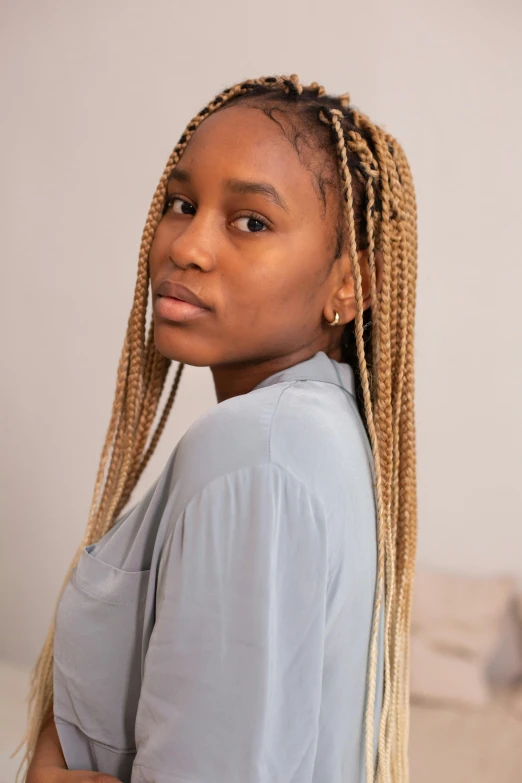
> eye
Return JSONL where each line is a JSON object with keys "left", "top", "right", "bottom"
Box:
{"left": 163, "top": 197, "right": 270, "bottom": 234}
{"left": 164, "top": 196, "right": 195, "bottom": 216}
{"left": 232, "top": 213, "right": 270, "bottom": 234}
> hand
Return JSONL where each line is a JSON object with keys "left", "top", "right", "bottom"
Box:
{"left": 27, "top": 770, "right": 122, "bottom": 783}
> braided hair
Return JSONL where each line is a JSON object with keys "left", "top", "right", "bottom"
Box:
{"left": 14, "top": 74, "right": 418, "bottom": 783}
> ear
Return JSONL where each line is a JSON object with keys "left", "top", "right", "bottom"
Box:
{"left": 326, "top": 247, "right": 384, "bottom": 325}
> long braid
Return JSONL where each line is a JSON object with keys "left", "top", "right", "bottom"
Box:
{"left": 383, "top": 142, "right": 411, "bottom": 782}
{"left": 361, "top": 120, "right": 401, "bottom": 779}
{"left": 346, "top": 124, "right": 399, "bottom": 782}
{"left": 323, "top": 108, "right": 392, "bottom": 783}
{"left": 116, "top": 337, "right": 170, "bottom": 515}
{"left": 329, "top": 115, "right": 396, "bottom": 780}
{"left": 13, "top": 75, "right": 418, "bottom": 783}
{"left": 394, "top": 136, "right": 418, "bottom": 782}
{"left": 315, "top": 98, "right": 416, "bottom": 780}
{"left": 344, "top": 105, "right": 417, "bottom": 780}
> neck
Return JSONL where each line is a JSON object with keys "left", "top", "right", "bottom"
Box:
{"left": 210, "top": 339, "right": 342, "bottom": 403}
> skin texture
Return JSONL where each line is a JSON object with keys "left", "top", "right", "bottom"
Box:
{"left": 149, "top": 105, "right": 382, "bottom": 403}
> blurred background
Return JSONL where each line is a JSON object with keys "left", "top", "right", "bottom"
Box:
{"left": 1, "top": 0, "right": 521, "bottom": 780}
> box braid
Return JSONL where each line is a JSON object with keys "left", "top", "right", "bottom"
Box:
{"left": 14, "top": 74, "right": 418, "bottom": 783}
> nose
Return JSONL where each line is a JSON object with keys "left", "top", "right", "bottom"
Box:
{"left": 167, "top": 213, "right": 216, "bottom": 272}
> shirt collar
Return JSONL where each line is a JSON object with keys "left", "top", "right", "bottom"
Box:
{"left": 252, "top": 350, "right": 356, "bottom": 398}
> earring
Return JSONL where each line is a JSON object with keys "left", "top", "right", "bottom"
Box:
{"left": 326, "top": 311, "right": 340, "bottom": 326}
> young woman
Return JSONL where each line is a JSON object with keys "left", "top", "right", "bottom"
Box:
{"left": 17, "top": 74, "right": 418, "bottom": 783}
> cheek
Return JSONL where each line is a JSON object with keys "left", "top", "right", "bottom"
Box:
{"left": 241, "top": 257, "right": 321, "bottom": 324}
{"left": 268, "top": 244, "right": 324, "bottom": 306}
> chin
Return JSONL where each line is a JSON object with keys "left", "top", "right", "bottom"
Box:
{"left": 153, "top": 325, "right": 217, "bottom": 367}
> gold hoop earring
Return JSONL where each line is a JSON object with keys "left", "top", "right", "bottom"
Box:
{"left": 326, "top": 311, "right": 340, "bottom": 326}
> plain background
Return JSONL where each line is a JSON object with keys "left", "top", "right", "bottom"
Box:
{"left": 1, "top": 0, "right": 521, "bottom": 668}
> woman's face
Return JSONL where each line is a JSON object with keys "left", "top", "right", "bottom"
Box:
{"left": 148, "top": 104, "right": 355, "bottom": 376}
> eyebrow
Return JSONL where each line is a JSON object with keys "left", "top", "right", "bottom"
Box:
{"left": 167, "top": 167, "right": 289, "bottom": 213}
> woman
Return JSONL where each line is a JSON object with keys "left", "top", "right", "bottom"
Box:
{"left": 17, "top": 74, "right": 418, "bottom": 783}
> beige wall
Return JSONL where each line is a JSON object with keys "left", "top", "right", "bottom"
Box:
{"left": 1, "top": 0, "right": 521, "bottom": 667}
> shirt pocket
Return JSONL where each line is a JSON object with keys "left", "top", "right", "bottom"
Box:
{"left": 54, "top": 543, "right": 151, "bottom": 755}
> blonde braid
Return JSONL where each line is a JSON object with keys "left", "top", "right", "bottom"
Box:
{"left": 348, "top": 119, "right": 397, "bottom": 781}
{"left": 344, "top": 110, "right": 413, "bottom": 778}
{"left": 319, "top": 107, "right": 391, "bottom": 783}
{"left": 363, "top": 125, "right": 400, "bottom": 780}
{"left": 318, "top": 94, "right": 417, "bottom": 781}
{"left": 115, "top": 335, "right": 170, "bottom": 515}
{"left": 13, "top": 75, "right": 417, "bottom": 783}
{"left": 381, "top": 141, "right": 411, "bottom": 781}
{"left": 393, "top": 138, "right": 418, "bottom": 782}
{"left": 351, "top": 130, "right": 399, "bottom": 783}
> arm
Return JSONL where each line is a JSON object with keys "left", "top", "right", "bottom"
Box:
{"left": 25, "top": 711, "right": 121, "bottom": 783}
{"left": 26, "top": 711, "right": 67, "bottom": 777}
{"left": 131, "top": 463, "right": 329, "bottom": 783}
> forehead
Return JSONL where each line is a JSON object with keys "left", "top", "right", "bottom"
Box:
{"left": 178, "top": 105, "right": 317, "bottom": 205}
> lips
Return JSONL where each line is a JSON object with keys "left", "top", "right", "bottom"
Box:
{"left": 155, "top": 279, "right": 211, "bottom": 310}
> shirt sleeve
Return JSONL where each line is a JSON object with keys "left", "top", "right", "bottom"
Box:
{"left": 131, "top": 462, "right": 329, "bottom": 783}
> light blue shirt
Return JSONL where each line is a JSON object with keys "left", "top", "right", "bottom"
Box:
{"left": 53, "top": 349, "right": 384, "bottom": 783}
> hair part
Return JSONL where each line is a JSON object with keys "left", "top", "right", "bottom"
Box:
{"left": 14, "top": 74, "right": 418, "bottom": 783}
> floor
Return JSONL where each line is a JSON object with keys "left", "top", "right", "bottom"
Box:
{"left": 1, "top": 661, "right": 522, "bottom": 783}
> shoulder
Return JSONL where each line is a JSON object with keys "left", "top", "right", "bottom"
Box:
{"left": 170, "top": 378, "right": 373, "bottom": 513}
{"left": 169, "top": 381, "right": 290, "bottom": 504}
{"left": 268, "top": 379, "right": 375, "bottom": 505}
